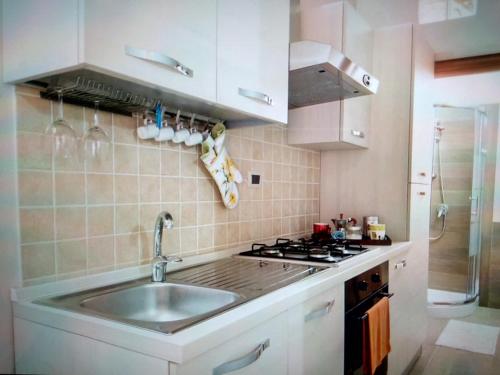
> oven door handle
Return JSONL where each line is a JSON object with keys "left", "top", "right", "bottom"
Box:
{"left": 358, "top": 292, "right": 394, "bottom": 320}
{"left": 305, "top": 299, "right": 335, "bottom": 322}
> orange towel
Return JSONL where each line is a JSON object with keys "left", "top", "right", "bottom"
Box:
{"left": 362, "top": 297, "right": 391, "bottom": 375}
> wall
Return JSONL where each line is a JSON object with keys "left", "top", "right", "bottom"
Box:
{"left": 428, "top": 107, "right": 475, "bottom": 292}
{"left": 15, "top": 87, "right": 320, "bottom": 286}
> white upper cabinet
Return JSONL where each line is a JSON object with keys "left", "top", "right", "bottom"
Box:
{"left": 287, "top": 1, "right": 374, "bottom": 150}
{"left": 2, "top": 0, "right": 80, "bottom": 82}
{"left": 216, "top": 0, "right": 290, "bottom": 124}
{"left": 83, "top": 0, "right": 217, "bottom": 102}
{"left": 2, "top": 0, "right": 289, "bottom": 124}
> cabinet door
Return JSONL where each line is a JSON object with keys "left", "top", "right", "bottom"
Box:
{"left": 409, "top": 29, "right": 435, "bottom": 185}
{"left": 2, "top": 0, "right": 79, "bottom": 82}
{"left": 172, "top": 313, "right": 287, "bottom": 375}
{"left": 288, "top": 285, "right": 344, "bottom": 375}
{"left": 340, "top": 2, "right": 373, "bottom": 148}
{"left": 216, "top": 0, "right": 289, "bottom": 124}
{"left": 84, "top": 0, "right": 216, "bottom": 102}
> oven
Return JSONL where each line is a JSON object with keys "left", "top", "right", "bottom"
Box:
{"left": 344, "top": 262, "right": 391, "bottom": 375}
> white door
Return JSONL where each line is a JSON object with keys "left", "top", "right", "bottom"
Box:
{"left": 216, "top": 0, "right": 289, "bottom": 124}
{"left": 84, "top": 0, "right": 217, "bottom": 102}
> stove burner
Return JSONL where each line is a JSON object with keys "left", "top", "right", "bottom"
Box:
{"left": 242, "top": 237, "right": 368, "bottom": 264}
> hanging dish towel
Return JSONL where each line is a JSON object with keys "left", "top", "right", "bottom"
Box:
{"left": 362, "top": 296, "right": 391, "bottom": 375}
{"left": 200, "top": 123, "right": 242, "bottom": 209}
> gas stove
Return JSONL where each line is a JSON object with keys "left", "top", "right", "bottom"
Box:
{"left": 238, "top": 237, "right": 369, "bottom": 265}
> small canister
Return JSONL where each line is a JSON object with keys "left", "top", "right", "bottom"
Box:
{"left": 363, "top": 216, "right": 379, "bottom": 236}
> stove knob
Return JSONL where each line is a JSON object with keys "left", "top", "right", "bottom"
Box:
{"left": 371, "top": 273, "right": 381, "bottom": 283}
{"left": 357, "top": 280, "right": 369, "bottom": 291}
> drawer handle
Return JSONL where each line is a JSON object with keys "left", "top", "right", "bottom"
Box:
{"left": 238, "top": 88, "right": 273, "bottom": 105}
{"left": 418, "top": 191, "right": 426, "bottom": 196}
{"left": 213, "top": 339, "right": 270, "bottom": 375}
{"left": 394, "top": 260, "right": 407, "bottom": 270}
{"left": 419, "top": 172, "right": 427, "bottom": 177}
{"left": 351, "top": 129, "right": 365, "bottom": 138}
{"left": 124, "top": 46, "right": 193, "bottom": 77}
{"left": 305, "top": 299, "right": 335, "bottom": 322}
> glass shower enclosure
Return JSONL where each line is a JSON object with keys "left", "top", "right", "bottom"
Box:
{"left": 428, "top": 105, "right": 487, "bottom": 311}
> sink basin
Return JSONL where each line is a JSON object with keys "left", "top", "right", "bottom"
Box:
{"left": 36, "top": 258, "right": 325, "bottom": 334}
{"left": 81, "top": 283, "right": 241, "bottom": 322}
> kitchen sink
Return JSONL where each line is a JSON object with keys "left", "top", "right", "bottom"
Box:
{"left": 36, "top": 258, "right": 325, "bottom": 334}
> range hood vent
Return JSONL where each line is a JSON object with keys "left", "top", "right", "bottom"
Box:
{"left": 288, "top": 41, "right": 379, "bottom": 109}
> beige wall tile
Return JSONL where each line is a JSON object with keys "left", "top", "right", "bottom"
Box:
{"left": 181, "top": 152, "right": 198, "bottom": 177}
{"left": 197, "top": 202, "right": 214, "bottom": 226}
{"left": 17, "top": 94, "right": 51, "bottom": 133}
{"left": 181, "top": 203, "right": 197, "bottom": 227}
{"left": 114, "top": 144, "right": 138, "bottom": 174}
{"left": 113, "top": 114, "right": 136, "bottom": 144}
{"left": 21, "top": 243, "right": 55, "bottom": 280}
{"left": 181, "top": 228, "right": 197, "bottom": 253}
{"left": 161, "top": 227, "right": 180, "bottom": 255}
{"left": 198, "top": 225, "right": 213, "bottom": 250}
{"left": 197, "top": 179, "right": 214, "bottom": 201}
{"left": 116, "top": 233, "right": 139, "bottom": 264}
{"left": 161, "top": 150, "right": 180, "bottom": 176}
{"left": 162, "top": 177, "right": 180, "bottom": 202}
{"left": 227, "top": 222, "right": 240, "bottom": 244}
{"left": 17, "top": 132, "right": 52, "bottom": 170}
{"left": 115, "top": 175, "right": 138, "bottom": 203}
{"left": 214, "top": 224, "right": 227, "bottom": 247}
{"left": 181, "top": 178, "right": 197, "bottom": 202}
{"left": 214, "top": 203, "right": 228, "bottom": 224}
{"left": 20, "top": 208, "right": 54, "bottom": 243}
{"left": 87, "top": 236, "right": 114, "bottom": 269}
{"left": 139, "top": 147, "right": 161, "bottom": 175}
{"left": 140, "top": 176, "right": 161, "bottom": 203}
{"left": 87, "top": 174, "right": 114, "bottom": 205}
{"left": 55, "top": 172, "right": 85, "bottom": 205}
{"left": 140, "top": 204, "right": 161, "bottom": 232}
{"left": 56, "top": 240, "right": 86, "bottom": 274}
{"left": 115, "top": 204, "right": 139, "bottom": 234}
{"left": 139, "top": 231, "right": 154, "bottom": 261}
{"left": 87, "top": 206, "right": 114, "bottom": 237}
{"left": 18, "top": 171, "right": 53, "bottom": 206}
{"left": 55, "top": 207, "right": 85, "bottom": 240}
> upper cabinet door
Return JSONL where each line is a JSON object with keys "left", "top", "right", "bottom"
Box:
{"left": 216, "top": 0, "right": 290, "bottom": 124}
{"left": 83, "top": 0, "right": 217, "bottom": 102}
{"left": 2, "top": 0, "right": 79, "bottom": 82}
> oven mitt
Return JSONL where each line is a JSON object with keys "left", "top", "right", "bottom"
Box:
{"left": 200, "top": 123, "right": 242, "bottom": 209}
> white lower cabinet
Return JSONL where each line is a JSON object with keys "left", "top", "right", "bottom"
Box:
{"left": 388, "top": 248, "right": 424, "bottom": 375}
{"left": 171, "top": 313, "right": 288, "bottom": 375}
{"left": 287, "top": 285, "right": 344, "bottom": 375}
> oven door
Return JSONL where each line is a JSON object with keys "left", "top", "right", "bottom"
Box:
{"left": 344, "top": 286, "right": 389, "bottom": 375}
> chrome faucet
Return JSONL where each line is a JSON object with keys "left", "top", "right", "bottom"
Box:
{"left": 151, "top": 211, "right": 182, "bottom": 282}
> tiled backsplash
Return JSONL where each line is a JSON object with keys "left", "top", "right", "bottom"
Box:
{"left": 16, "top": 87, "right": 320, "bottom": 285}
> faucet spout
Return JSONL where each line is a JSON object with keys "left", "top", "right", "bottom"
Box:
{"left": 151, "top": 211, "right": 181, "bottom": 282}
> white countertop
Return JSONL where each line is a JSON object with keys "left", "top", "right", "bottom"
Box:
{"left": 12, "top": 242, "right": 411, "bottom": 364}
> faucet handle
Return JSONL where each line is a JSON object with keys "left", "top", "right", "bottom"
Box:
{"left": 165, "top": 256, "right": 182, "bottom": 263}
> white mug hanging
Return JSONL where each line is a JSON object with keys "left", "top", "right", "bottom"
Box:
{"left": 137, "top": 113, "right": 159, "bottom": 139}
{"left": 172, "top": 110, "right": 190, "bottom": 143}
{"left": 185, "top": 114, "right": 203, "bottom": 146}
{"left": 155, "top": 116, "right": 174, "bottom": 142}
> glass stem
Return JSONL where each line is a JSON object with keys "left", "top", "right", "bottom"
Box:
{"left": 57, "top": 90, "right": 64, "bottom": 120}
{"left": 93, "top": 101, "right": 99, "bottom": 128}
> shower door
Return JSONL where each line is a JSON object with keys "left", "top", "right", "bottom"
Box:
{"left": 466, "top": 109, "right": 487, "bottom": 302}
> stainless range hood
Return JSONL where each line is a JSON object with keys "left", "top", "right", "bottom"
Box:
{"left": 288, "top": 40, "right": 379, "bottom": 109}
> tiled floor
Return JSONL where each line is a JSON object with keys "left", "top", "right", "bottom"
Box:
{"left": 409, "top": 307, "right": 500, "bottom": 375}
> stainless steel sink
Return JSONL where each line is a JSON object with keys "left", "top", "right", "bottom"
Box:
{"left": 36, "top": 258, "right": 325, "bottom": 334}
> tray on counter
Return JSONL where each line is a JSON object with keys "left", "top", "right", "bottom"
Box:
{"left": 348, "top": 235, "right": 392, "bottom": 246}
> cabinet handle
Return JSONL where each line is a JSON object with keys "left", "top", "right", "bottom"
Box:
{"left": 213, "top": 339, "right": 270, "bottom": 375}
{"left": 394, "top": 260, "right": 407, "bottom": 270}
{"left": 418, "top": 191, "right": 426, "bottom": 196}
{"left": 350, "top": 129, "right": 365, "bottom": 138}
{"left": 238, "top": 88, "right": 273, "bottom": 105}
{"left": 124, "top": 46, "right": 193, "bottom": 77}
{"left": 304, "top": 299, "right": 335, "bottom": 322}
{"left": 419, "top": 172, "right": 427, "bottom": 177}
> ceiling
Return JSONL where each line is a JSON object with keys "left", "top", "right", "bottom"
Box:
{"left": 355, "top": 0, "right": 500, "bottom": 60}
